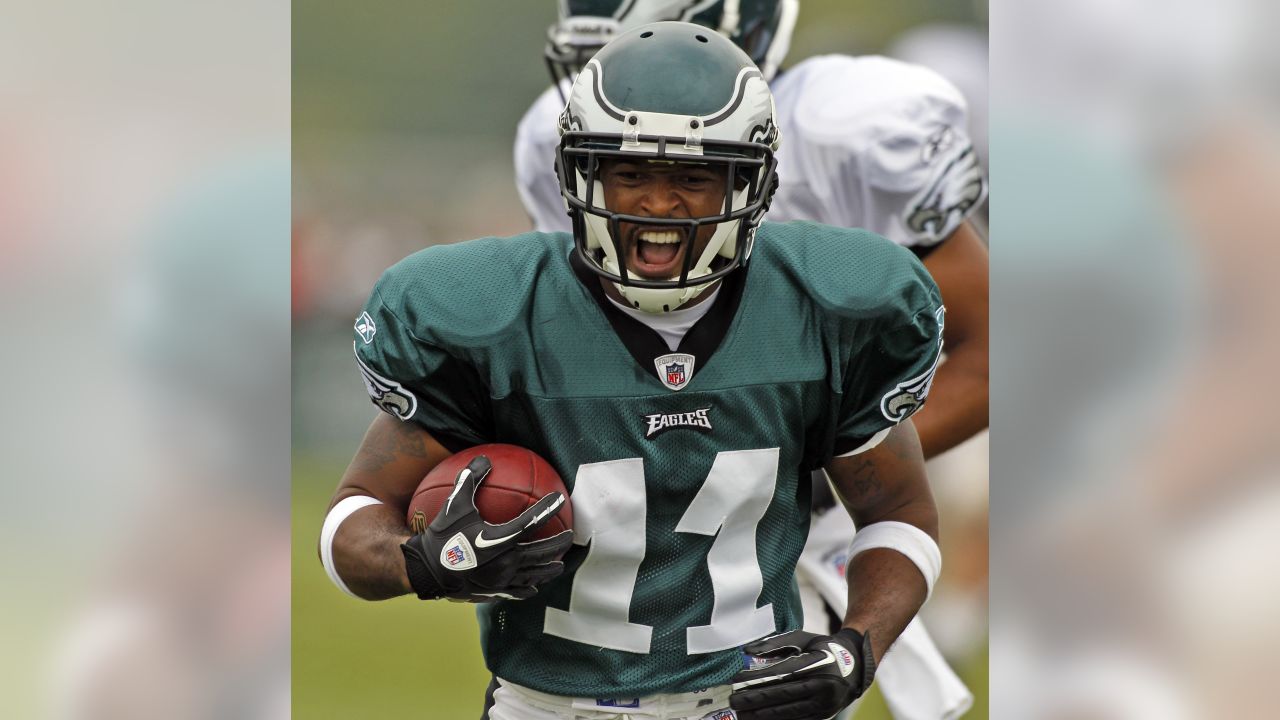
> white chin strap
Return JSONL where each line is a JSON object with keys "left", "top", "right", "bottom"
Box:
{"left": 601, "top": 255, "right": 716, "bottom": 313}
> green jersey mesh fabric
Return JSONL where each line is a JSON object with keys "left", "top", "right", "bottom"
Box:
{"left": 352, "top": 222, "right": 942, "bottom": 697}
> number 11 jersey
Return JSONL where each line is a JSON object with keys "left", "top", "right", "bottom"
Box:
{"left": 352, "top": 221, "right": 943, "bottom": 697}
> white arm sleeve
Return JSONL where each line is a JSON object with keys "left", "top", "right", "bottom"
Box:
{"left": 513, "top": 84, "right": 574, "bottom": 234}
{"left": 768, "top": 55, "right": 988, "bottom": 250}
{"left": 847, "top": 520, "right": 942, "bottom": 602}
{"left": 320, "top": 495, "right": 385, "bottom": 599}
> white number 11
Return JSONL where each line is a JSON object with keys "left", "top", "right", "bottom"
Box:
{"left": 543, "top": 448, "right": 780, "bottom": 654}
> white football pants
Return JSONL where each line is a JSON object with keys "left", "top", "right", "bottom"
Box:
{"left": 488, "top": 678, "right": 738, "bottom": 720}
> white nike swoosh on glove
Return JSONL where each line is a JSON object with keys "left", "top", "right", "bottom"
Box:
{"left": 731, "top": 652, "right": 836, "bottom": 690}
{"left": 474, "top": 530, "right": 520, "bottom": 549}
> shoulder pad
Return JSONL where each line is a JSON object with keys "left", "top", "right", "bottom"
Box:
{"left": 778, "top": 56, "right": 969, "bottom": 165}
{"left": 372, "top": 232, "right": 563, "bottom": 347}
{"left": 753, "top": 221, "right": 940, "bottom": 322}
{"left": 770, "top": 56, "right": 986, "bottom": 246}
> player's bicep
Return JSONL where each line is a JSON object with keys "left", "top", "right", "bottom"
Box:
{"left": 922, "top": 221, "right": 988, "bottom": 349}
{"left": 329, "top": 412, "right": 453, "bottom": 513}
{"left": 824, "top": 421, "right": 937, "bottom": 537}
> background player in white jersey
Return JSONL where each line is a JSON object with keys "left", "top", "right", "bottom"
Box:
{"left": 515, "top": 3, "right": 988, "bottom": 718}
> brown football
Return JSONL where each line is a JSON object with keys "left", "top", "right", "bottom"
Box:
{"left": 407, "top": 444, "right": 573, "bottom": 541}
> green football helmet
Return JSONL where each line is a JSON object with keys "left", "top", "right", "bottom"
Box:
{"left": 545, "top": 0, "right": 798, "bottom": 99}
{"left": 556, "top": 21, "right": 780, "bottom": 313}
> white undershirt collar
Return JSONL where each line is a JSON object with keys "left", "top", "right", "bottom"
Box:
{"left": 606, "top": 287, "right": 721, "bottom": 352}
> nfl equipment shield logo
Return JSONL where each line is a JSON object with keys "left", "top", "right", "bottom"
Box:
{"left": 829, "top": 642, "right": 857, "bottom": 678}
{"left": 439, "top": 532, "right": 476, "bottom": 571}
{"left": 653, "top": 353, "right": 696, "bottom": 391}
{"left": 667, "top": 363, "right": 686, "bottom": 387}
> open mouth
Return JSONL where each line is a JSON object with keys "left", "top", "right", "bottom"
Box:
{"left": 627, "top": 228, "right": 688, "bottom": 279}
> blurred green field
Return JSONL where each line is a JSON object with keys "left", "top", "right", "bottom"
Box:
{"left": 293, "top": 456, "right": 987, "bottom": 718}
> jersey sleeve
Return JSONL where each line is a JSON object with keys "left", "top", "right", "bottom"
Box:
{"left": 351, "top": 275, "right": 493, "bottom": 452}
{"left": 833, "top": 274, "right": 945, "bottom": 456}
{"left": 514, "top": 84, "right": 574, "bottom": 234}
{"left": 773, "top": 56, "right": 988, "bottom": 253}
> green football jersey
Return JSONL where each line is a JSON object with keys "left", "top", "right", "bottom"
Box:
{"left": 352, "top": 220, "right": 943, "bottom": 698}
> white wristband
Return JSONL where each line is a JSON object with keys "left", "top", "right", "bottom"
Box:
{"left": 847, "top": 520, "right": 942, "bottom": 602}
{"left": 320, "top": 495, "right": 385, "bottom": 599}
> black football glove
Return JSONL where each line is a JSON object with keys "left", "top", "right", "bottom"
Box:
{"left": 400, "top": 455, "right": 573, "bottom": 602}
{"left": 730, "top": 628, "right": 876, "bottom": 720}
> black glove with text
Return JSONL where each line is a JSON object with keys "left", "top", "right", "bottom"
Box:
{"left": 730, "top": 628, "right": 876, "bottom": 720}
{"left": 400, "top": 456, "right": 573, "bottom": 602}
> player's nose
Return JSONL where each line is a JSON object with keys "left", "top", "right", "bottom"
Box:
{"left": 636, "top": 178, "right": 683, "bottom": 217}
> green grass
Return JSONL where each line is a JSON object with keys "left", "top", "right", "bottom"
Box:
{"left": 854, "top": 643, "right": 988, "bottom": 719}
{"left": 293, "top": 456, "right": 987, "bottom": 718}
{"left": 293, "top": 457, "right": 493, "bottom": 718}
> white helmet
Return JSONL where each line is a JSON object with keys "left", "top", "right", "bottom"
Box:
{"left": 556, "top": 21, "right": 780, "bottom": 313}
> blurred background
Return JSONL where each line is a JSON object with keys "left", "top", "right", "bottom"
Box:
{"left": 293, "top": 1, "right": 989, "bottom": 718}
{"left": 0, "top": 1, "right": 289, "bottom": 718}
{"left": 990, "top": 0, "right": 1280, "bottom": 717}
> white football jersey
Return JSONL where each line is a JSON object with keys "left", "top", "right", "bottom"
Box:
{"left": 514, "top": 80, "right": 576, "bottom": 235}
{"left": 513, "top": 55, "right": 987, "bottom": 251}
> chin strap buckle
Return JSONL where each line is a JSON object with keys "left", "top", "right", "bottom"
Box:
{"left": 623, "top": 113, "right": 640, "bottom": 145}
{"left": 685, "top": 117, "right": 703, "bottom": 151}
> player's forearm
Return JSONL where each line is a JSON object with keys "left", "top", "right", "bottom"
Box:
{"left": 842, "top": 545, "right": 929, "bottom": 662}
{"left": 331, "top": 504, "right": 415, "bottom": 600}
{"left": 910, "top": 344, "right": 988, "bottom": 459}
{"left": 845, "top": 493, "right": 937, "bottom": 662}
{"left": 826, "top": 423, "right": 939, "bottom": 660}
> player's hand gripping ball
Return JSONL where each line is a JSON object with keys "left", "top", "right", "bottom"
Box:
{"left": 408, "top": 444, "right": 573, "bottom": 540}
{"left": 400, "top": 445, "right": 574, "bottom": 603}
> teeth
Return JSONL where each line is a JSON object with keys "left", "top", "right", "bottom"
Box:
{"left": 637, "top": 230, "right": 680, "bottom": 245}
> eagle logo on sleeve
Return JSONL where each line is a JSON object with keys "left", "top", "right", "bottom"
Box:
{"left": 352, "top": 342, "right": 418, "bottom": 420}
{"left": 880, "top": 360, "right": 938, "bottom": 422}
{"left": 880, "top": 307, "right": 945, "bottom": 423}
{"left": 905, "top": 134, "right": 987, "bottom": 243}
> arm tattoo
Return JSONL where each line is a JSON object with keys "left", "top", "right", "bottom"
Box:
{"left": 839, "top": 455, "right": 883, "bottom": 507}
{"left": 393, "top": 418, "right": 429, "bottom": 458}
{"left": 351, "top": 415, "right": 428, "bottom": 475}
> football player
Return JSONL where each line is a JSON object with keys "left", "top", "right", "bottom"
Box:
{"left": 322, "top": 22, "right": 946, "bottom": 720}
{"left": 520, "top": 2, "right": 987, "bottom": 718}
